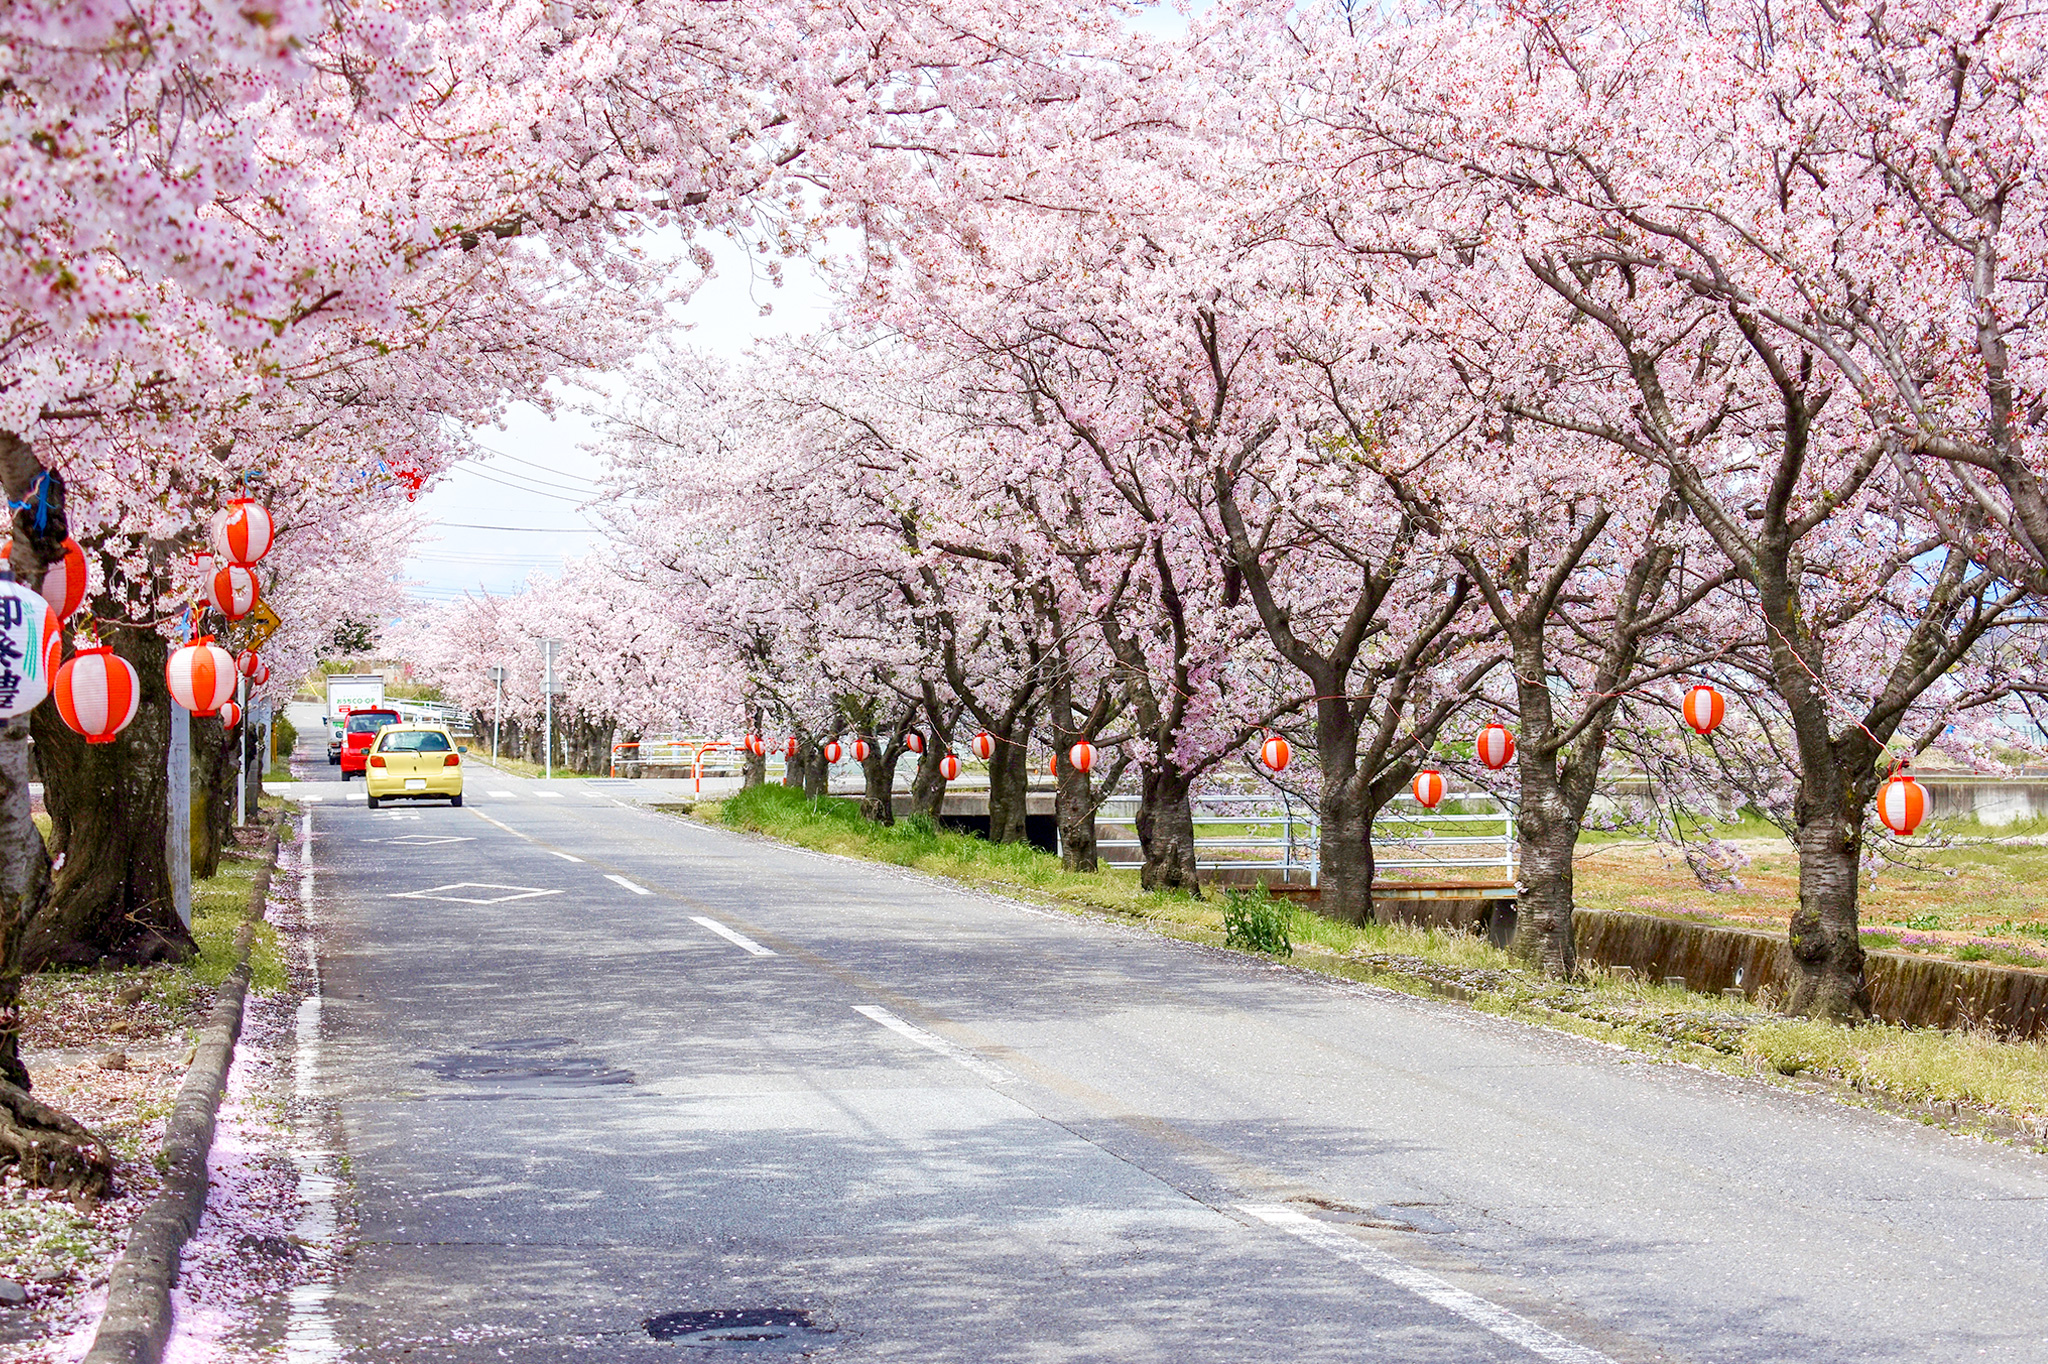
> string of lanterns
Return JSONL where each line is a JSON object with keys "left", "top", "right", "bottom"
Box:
{"left": 740, "top": 678, "right": 1931, "bottom": 839}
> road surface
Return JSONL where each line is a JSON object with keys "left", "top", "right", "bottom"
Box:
{"left": 270, "top": 757, "right": 2048, "bottom": 1362}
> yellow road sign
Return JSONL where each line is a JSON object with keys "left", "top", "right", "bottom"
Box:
{"left": 227, "top": 600, "right": 281, "bottom": 652}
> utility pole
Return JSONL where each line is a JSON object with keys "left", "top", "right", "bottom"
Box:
{"left": 234, "top": 674, "right": 248, "bottom": 828}
{"left": 488, "top": 664, "right": 505, "bottom": 765}
{"left": 541, "top": 640, "right": 563, "bottom": 780}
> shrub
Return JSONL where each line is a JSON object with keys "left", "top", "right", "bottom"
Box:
{"left": 1222, "top": 885, "right": 1292, "bottom": 956}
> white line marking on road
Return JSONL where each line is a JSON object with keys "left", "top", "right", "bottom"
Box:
{"left": 489, "top": 790, "right": 517, "bottom": 799}
{"left": 1240, "top": 1205, "right": 1618, "bottom": 1364}
{"left": 852, "top": 1005, "right": 1006, "bottom": 1080}
{"left": 535, "top": 791, "right": 564, "bottom": 798}
{"left": 286, "top": 806, "right": 342, "bottom": 1363}
{"left": 547, "top": 850, "right": 583, "bottom": 862}
{"left": 605, "top": 873, "right": 652, "bottom": 896}
{"left": 469, "top": 809, "right": 522, "bottom": 837}
{"left": 691, "top": 915, "right": 777, "bottom": 957}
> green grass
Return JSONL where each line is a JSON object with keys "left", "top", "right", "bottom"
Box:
{"left": 190, "top": 849, "right": 286, "bottom": 993}
{"left": 464, "top": 751, "right": 598, "bottom": 780}
{"left": 703, "top": 784, "right": 2048, "bottom": 1143}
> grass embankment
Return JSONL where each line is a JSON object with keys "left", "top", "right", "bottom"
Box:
{"left": 463, "top": 750, "right": 598, "bottom": 780}
{"left": 1575, "top": 813, "right": 2048, "bottom": 969}
{"left": 702, "top": 784, "right": 2048, "bottom": 1146}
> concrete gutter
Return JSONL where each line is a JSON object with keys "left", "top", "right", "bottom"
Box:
{"left": 83, "top": 818, "right": 284, "bottom": 1364}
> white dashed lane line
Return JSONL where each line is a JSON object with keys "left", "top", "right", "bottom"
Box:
{"left": 853, "top": 1005, "right": 1004, "bottom": 1080}
{"left": 605, "top": 873, "right": 653, "bottom": 896}
{"left": 691, "top": 916, "right": 776, "bottom": 957}
{"left": 547, "top": 850, "right": 583, "bottom": 862}
{"left": 489, "top": 790, "right": 517, "bottom": 799}
{"left": 536, "top": 791, "right": 564, "bottom": 799}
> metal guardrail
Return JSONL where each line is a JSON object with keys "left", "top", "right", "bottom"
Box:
{"left": 1096, "top": 792, "right": 1514, "bottom": 886}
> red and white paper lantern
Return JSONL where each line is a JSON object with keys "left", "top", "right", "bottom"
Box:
{"left": 166, "top": 637, "right": 236, "bottom": 716}
{"left": 236, "top": 648, "right": 263, "bottom": 679}
{"left": 1683, "top": 685, "right": 1726, "bottom": 737}
{"left": 940, "top": 753, "right": 961, "bottom": 781}
{"left": 1477, "top": 722, "right": 1516, "bottom": 771}
{"left": 218, "top": 700, "right": 243, "bottom": 729}
{"left": 0, "top": 537, "right": 87, "bottom": 620}
{"left": 904, "top": 732, "right": 925, "bottom": 755}
{"left": 210, "top": 499, "right": 274, "bottom": 566}
{"left": 1260, "top": 734, "right": 1291, "bottom": 772}
{"left": 0, "top": 582, "right": 59, "bottom": 718}
{"left": 972, "top": 730, "right": 995, "bottom": 760}
{"left": 784, "top": 736, "right": 799, "bottom": 759}
{"left": 53, "top": 646, "right": 139, "bottom": 743}
{"left": 1412, "top": 769, "right": 1446, "bottom": 810}
{"left": 853, "top": 738, "right": 871, "bottom": 762}
{"left": 823, "top": 740, "right": 843, "bottom": 764}
{"left": 1878, "top": 770, "right": 1927, "bottom": 836}
{"left": 1068, "top": 741, "right": 1096, "bottom": 774}
{"left": 203, "top": 561, "right": 261, "bottom": 621}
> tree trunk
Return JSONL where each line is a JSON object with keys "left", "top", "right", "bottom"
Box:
{"left": 857, "top": 740, "right": 895, "bottom": 825}
{"left": 743, "top": 743, "right": 767, "bottom": 790}
{"left": 910, "top": 741, "right": 949, "bottom": 817}
{"left": 1787, "top": 775, "right": 1871, "bottom": 1020}
{"left": 986, "top": 730, "right": 1029, "bottom": 844}
{"left": 1135, "top": 765, "right": 1200, "bottom": 894}
{"left": 1509, "top": 730, "right": 1579, "bottom": 975}
{"left": 26, "top": 627, "right": 194, "bottom": 969}
{"left": 1055, "top": 759, "right": 1098, "bottom": 872}
{"left": 191, "top": 714, "right": 231, "bottom": 881}
{"left": 802, "top": 745, "right": 827, "bottom": 801}
{"left": 1316, "top": 781, "right": 1374, "bottom": 926}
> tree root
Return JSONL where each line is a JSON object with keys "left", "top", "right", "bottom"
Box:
{"left": 0, "top": 1078, "right": 114, "bottom": 1205}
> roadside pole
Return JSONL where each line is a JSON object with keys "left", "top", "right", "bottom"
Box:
{"left": 540, "top": 640, "right": 563, "bottom": 780}
{"left": 234, "top": 675, "right": 248, "bottom": 828}
{"left": 167, "top": 704, "right": 191, "bottom": 929}
{"left": 488, "top": 664, "right": 504, "bottom": 765}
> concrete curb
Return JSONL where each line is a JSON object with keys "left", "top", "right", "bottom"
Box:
{"left": 82, "top": 817, "right": 285, "bottom": 1364}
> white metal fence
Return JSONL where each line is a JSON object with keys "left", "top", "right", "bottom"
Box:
{"left": 1095, "top": 790, "right": 1515, "bottom": 886}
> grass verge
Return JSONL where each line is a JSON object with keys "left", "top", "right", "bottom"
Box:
{"left": 702, "top": 784, "right": 2048, "bottom": 1148}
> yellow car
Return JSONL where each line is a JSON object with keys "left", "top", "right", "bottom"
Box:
{"left": 364, "top": 723, "right": 466, "bottom": 809}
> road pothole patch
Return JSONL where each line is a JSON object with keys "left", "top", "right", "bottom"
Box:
{"left": 417, "top": 1036, "right": 635, "bottom": 1092}
{"left": 643, "top": 1307, "right": 837, "bottom": 1354}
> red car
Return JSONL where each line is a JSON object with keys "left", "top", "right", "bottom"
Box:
{"left": 338, "top": 707, "right": 402, "bottom": 779}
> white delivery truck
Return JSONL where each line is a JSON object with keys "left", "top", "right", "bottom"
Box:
{"left": 324, "top": 674, "right": 386, "bottom": 764}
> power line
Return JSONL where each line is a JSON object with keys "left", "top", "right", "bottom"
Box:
{"left": 429, "top": 521, "right": 599, "bottom": 533}
{"left": 472, "top": 442, "right": 603, "bottom": 487}
{"left": 463, "top": 466, "right": 590, "bottom": 503}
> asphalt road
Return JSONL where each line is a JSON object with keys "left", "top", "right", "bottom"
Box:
{"left": 276, "top": 757, "right": 2048, "bottom": 1363}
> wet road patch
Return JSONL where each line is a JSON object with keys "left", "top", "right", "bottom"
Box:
{"left": 418, "top": 1036, "right": 635, "bottom": 1093}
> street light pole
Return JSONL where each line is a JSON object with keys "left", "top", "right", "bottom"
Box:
{"left": 541, "top": 640, "right": 564, "bottom": 780}
{"left": 487, "top": 664, "right": 505, "bottom": 765}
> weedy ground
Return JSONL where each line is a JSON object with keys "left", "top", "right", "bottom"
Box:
{"left": 696, "top": 784, "right": 2048, "bottom": 1150}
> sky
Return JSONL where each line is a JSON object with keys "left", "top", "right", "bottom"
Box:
{"left": 397, "top": 1, "right": 1205, "bottom": 610}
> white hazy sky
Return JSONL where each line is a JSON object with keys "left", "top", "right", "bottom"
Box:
{"left": 398, "top": 0, "right": 1204, "bottom": 610}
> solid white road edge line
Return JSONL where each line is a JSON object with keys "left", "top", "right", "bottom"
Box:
{"left": 605, "top": 873, "right": 653, "bottom": 896}
{"left": 1239, "top": 1205, "right": 1618, "bottom": 1364}
{"left": 689, "top": 915, "right": 777, "bottom": 957}
{"left": 286, "top": 807, "right": 343, "bottom": 1364}
{"left": 852, "top": 1004, "right": 1008, "bottom": 1081}
{"left": 547, "top": 850, "right": 583, "bottom": 862}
